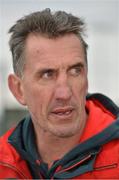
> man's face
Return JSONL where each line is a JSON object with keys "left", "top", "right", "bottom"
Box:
{"left": 21, "top": 34, "right": 88, "bottom": 138}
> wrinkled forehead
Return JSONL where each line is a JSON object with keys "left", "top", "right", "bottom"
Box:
{"left": 24, "top": 33, "right": 86, "bottom": 68}
{"left": 25, "top": 33, "right": 84, "bottom": 53}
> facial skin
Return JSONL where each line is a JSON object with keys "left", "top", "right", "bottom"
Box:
{"left": 9, "top": 33, "right": 88, "bottom": 139}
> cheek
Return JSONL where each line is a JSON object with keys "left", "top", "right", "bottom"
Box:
{"left": 26, "top": 85, "right": 54, "bottom": 114}
{"left": 71, "top": 80, "right": 88, "bottom": 110}
{"left": 72, "top": 78, "right": 88, "bottom": 97}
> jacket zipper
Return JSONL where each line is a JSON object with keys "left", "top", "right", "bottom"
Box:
{"left": 55, "top": 154, "right": 92, "bottom": 173}
{"left": 94, "top": 163, "right": 118, "bottom": 171}
{"left": 0, "top": 161, "right": 30, "bottom": 179}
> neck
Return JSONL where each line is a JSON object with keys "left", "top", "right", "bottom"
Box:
{"left": 36, "top": 132, "right": 83, "bottom": 168}
{"left": 33, "top": 115, "right": 87, "bottom": 167}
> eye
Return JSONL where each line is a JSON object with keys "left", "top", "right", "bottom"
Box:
{"left": 69, "top": 66, "right": 81, "bottom": 76}
{"left": 41, "top": 70, "right": 56, "bottom": 80}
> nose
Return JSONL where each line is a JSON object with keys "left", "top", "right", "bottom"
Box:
{"left": 54, "top": 76, "right": 72, "bottom": 101}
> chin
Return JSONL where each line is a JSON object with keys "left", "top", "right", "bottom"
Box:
{"left": 49, "top": 124, "right": 80, "bottom": 138}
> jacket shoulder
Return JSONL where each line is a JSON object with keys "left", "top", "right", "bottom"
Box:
{"left": 87, "top": 93, "right": 119, "bottom": 116}
{"left": 0, "top": 128, "right": 20, "bottom": 162}
{"left": 0, "top": 128, "right": 32, "bottom": 179}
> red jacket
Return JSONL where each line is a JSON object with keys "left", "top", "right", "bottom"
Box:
{"left": 0, "top": 93, "right": 119, "bottom": 179}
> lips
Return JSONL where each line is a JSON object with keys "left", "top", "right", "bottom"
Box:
{"left": 51, "top": 107, "right": 74, "bottom": 118}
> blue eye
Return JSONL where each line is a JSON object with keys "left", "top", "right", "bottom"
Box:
{"left": 42, "top": 70, "right": 56, "bottom": 80}
{"left": 69, "top": 66, "right": 81, "bottom": 76}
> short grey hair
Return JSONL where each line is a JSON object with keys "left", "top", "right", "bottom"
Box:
{"left": 9, "top": 8, "right": 88, "bottom": 77}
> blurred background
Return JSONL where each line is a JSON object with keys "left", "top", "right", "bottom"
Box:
{"left": 0, "top": 0, "right": 119, "bottom": 135}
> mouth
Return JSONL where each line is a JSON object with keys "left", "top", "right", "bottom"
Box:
{"left": 51, "top": 107, "right": 75, "bottom": 119}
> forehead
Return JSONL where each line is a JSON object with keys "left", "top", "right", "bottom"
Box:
{"left": 24, "top": 33, "right": 85, "bottom": 69}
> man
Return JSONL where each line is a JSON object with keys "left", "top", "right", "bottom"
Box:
{"left": 0, "top": 8, "right": 119, "bottom": 179}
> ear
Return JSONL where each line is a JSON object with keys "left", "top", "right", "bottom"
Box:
{"left": 8, "top": 74, "right": 26, "bottom": 105}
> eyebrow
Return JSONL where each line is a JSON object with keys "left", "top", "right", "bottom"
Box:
{"left": 40, "top": 68, "right": 56, "bottom": 73}
{"left": 68, "top": 62, "right": 85, "bottom": 71}
{"left": 35, "top": 62, "right": 85, "bottom": 77}
{"left": 35, "top": 68, "right": 57, "bottom": 77}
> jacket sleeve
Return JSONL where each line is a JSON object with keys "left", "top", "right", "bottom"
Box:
{"left": 0, "top": 164, "right": 27, "bottom": 179}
